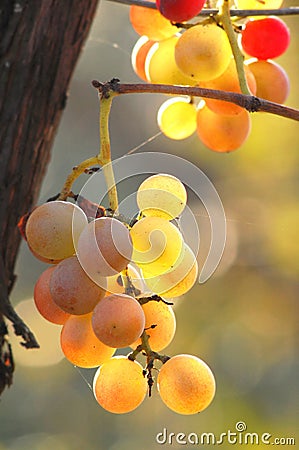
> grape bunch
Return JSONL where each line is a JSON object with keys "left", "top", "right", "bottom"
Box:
{"left": 20, "top": 173, "right": 215, "bottom": 415}
{"left": 130, "top": 0, "right": 291, "bottom": 152}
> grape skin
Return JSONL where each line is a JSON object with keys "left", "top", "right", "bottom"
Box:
{"left": 157, "top": 97, "right": 197, "bottom": 140}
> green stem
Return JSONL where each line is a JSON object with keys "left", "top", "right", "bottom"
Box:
{"left": 219, "top": 0, "right": 251, "bottom": 96}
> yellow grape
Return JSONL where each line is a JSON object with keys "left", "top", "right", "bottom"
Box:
{"left": 200, "top": 58, "right": 257, "bottom": 115}
{"left": 236, "top": 0, "right": 283, "bottom": 9}
{"left": 92, "top": 294, "right": 145, "bottom": 348}
{"left": 131, "top": 300, "right": 176, "bottom": 352}
{"left": 145, "top": 36, "right": 197, "bottom": 86}
{"left": 130, "top": 216, "right": 184, "bottom": 277}
{"left": 131, "top": 36, "right": 155, "bottom": 81}
{"left": 34, "top": 267, "right": 70, "bottom": 325}
{"left": 197, "top": 104, "right": 251, "bottom": 152}
{"left": 137, "top": 173, "right": 187, "bottom": 220}
{"left": 76, "top": 217, "right": 132, "bottom": 279}
{"left": 129, "top": 0, "right": 178, "bottom": 41}
{"left": 246, "top": 59, "right": 290, "bottom": 104}
{"left": 25, "top": 201, "right": 88, "bottom": 261}
{"left": 145, "top": 244, "right": 198, "bottom": 298}
{"left": 49, "top": 256, "right": 106, "bottom": 315}
{"left": 175, "top": 24, "right": 232, "bottom": 81}
{"left": 157, "top": 354, "right": 216, "bottom": 414}
{"left": 157, "top": 97, "right": 197, "bottom": 140}
{"left": 106, "top": 263, "right": 146, "bottom": 295}
{"left": 60, "top": 313, "right": 115, "bottom": 368}
{"left": 93, "top": 356, "right": 148, "bottom": 414}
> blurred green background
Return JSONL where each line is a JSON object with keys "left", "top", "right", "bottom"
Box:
{"left": 0, "top": 1, "right": 298, "bottom": 448}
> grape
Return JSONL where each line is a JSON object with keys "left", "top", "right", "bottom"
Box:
{"left": 131, "top": 36, "right": 155, "bottom": 82}
{"left": 241, "top": 17, "right": 290, "bottom": 60}
{"left": 93, "top": 356, "right": 147, "bottom": 414}
{"left": 145, "top": 244, "right": 198, "bottom": 298}
{"left": 130, "top": 216, "right": 184, "bottom": 277}
{"left": 196, "top": 104, "right": 251, "bottom": 152}
{"left": 60, "top": 313, "right": 115, "bottom": 368}
{"left": 106, "top": 263, "right": 146, "bottom": 295}
{"left": 131, "top": 300, "right": 176, "bottom": 352}
{"left": 137, "top": 173, "right": 187, "bottom": 220}
{"left": 246, "top": 59, "right": 290, "bottom": 104}
{"left": 76, "top": 217, "right": 133, "bottom": 279}
{"left": 236, "top": 0, "right": 283, "bottom": 9}
{"left": 25, "top": 201, "right": 88, "bottom": 261}
{"left": 34, "top": 267, "right": 70, "bottom": 325}
{"left": 157, "top": 97, "right": 197, "bottom": 140}
{"left": 145, "top": 36, "right": 197, "bottom": 86}
{"left": 175, "top": 24, "right": 232, "bottom": 81}
{"left": 49, "top": 256, "right": 106, "bottom": 315}
{"left": 130, "top": 0, "right": 178, "bottom": 41}
{"left": 156, "top": 0, "right": 205, "bottom": 22}
{"left": 157, "top": 354, "right": 216, "bottom": 414}
{"left": 92, "top": 294, "right": 145, "bottom": 348}
{"left": 200, "top": 58, "right": 257, "bottom": 115}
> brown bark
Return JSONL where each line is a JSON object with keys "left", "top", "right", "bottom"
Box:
{"left": 0, "top": 0, "right": 99, "bottom": 395}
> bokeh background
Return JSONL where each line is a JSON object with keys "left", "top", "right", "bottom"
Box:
{"left": 0, "top": 0, "right": 298, "bottom": 448}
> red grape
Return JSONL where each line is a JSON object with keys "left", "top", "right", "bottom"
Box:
{"left": 241, "top": 17, "right": 290, "bottom": 60}
{"left": 156, "top": 0, "right": 205, "bottom": 22}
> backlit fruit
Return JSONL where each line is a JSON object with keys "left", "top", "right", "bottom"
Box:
{"left": 175, "top": 24, "right": 232, "bottom": 81}
{"left": 106, "top": 263, "right": 146, "bottom": 295}
{"left": 157, "top": 97, "right": 197, "bottom": 139}
{"left": 156, "top": 0, "right": 205, "bottom": 22}
{"left": 93, "top": 356, "right": 148, "bottom": 414}
{"left": 236, "top": 0, "right": 283, "bottom": 9}
{"left": 157, "top": 354, "right": 216, "bottom": 414}
{"left": 92, "top": 294, "right": 145, "bottom": 348}
{"left": 131, "top": 36, "right": 155, "bottom": 81}
{"left": 241, "top": 17, "right": 290, "bottom": 60}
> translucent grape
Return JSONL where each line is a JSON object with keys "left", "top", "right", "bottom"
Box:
{"left": 92, "top": 294, "right": 145, "bottom": 348}
{"left": 200, "top": 58, "right": 257, "bottom": 115}
{"left": 196, "top": 104, "right": 251, "bottom": 152}
{"left": 130, "top": 0, "right": 178, "bottom": 41}
{"left": 145, "top": 244, "right": 198, "bottom": 298}
{"left": 60, "top": 313, "right": 115, "bottom": 368}
{"left": 34, "top": 267, "right": 70, "bottom": 325}
{"left": 175, "top": 24, "right": 232, "bottom": 81}
{"left": 236, "top": 0, "right": 283, "bottom": 9}
{"left": 145, "top": 36, "right": 197, "bottom": 86}
{"left": 93, "top": 356, "right": 147, "bottom": 414}
{"left": 106, "top": 263, "right": 146, "bottom": 295}
{"left": 137, "top": 173, "right": 187, "bottom": 220}
{"left": 156, "top": 0, "right": 205, "bottom": 22}
{"left": 49, "top": 256, "right": 106, "bottom": 315}
{"left": 157, "top": 354, "right": 216, "bottom": 414}
{"left": 25, "top": 201, "right": 88, "bottom": 261}
{"left": 131, "top": 36, "right": 155, "bottom": 81}
{"left": 130, "top": 216, "right": 184, "bottom": 276}
{"left": 131, "top": 300, "right": 176, "bottom": 352}
{"left": 76, "top": 217, "right": 133, "bottom": 280}
{"left": 157, "top": 97, "right": 197, "bottom": 140}
{"left": 246, "top": 59, "right": 290, "bottom": 104}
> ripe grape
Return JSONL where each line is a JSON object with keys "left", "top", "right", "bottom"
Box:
{"left": 199, "top": 58, "right": 257, "bottom": 115}
{"left": 131, "top": 300, "right": 176, "bottom": 352}
{"left": 246, "top": 59, "right": 290, "bottom": 104}
{"left": 196, "top": 104, "right": 251, "bottom": 152}
{"left": 130, "top": 216, "right": 184, "bottom": 276}
{"left": 175, "top": 24, "right": 232, "bottom": 81}
{"left": 157, "top": 97, "right": 197, "bottom": 140}
{"left": 241, "top": 17, "right": 290, "bottom": 60}
{"left": 93, "top": 356, "right": 147, "bottom": 414}
{"left": 60, "top": 313, "right": 115, "bottom": 368}
{"left": 106, "top": 263, "right": 146, "bottom": 295}
{"left": 131, "top": 36, "right": 155, "bottom": 81}
{"left": 34, "top": 267, "right": 70, "bottom": 325}
{"left": 157, "top": 354, "right": 216, "bottom": 414}
{"left": 130, "top": 0, "right": 178, "bottom": 41}
{"left": 25, "top": 201, "right": 88, "bottom": 261}
{"left": 145, "top": 244, "right": 198, "bottom": 298}
{"left": 137, "top": 173, "right": 187, "bottom": 220}
{"left": 92, "top": 294, "right": 145, "bottom": 348}
{"left": 145, "top": 36, "right": 197, "bottom": 86}
{"left": 49, "top": 256, "right": 106, "bottom": 315}
{"left": 76, "top": 217, "right": 132, "bottom": 280}
{"left": 236, "top": 0, "right": 283, "bottom": 9}
{"left": 156, "top": 0, "right": 205, "bottom": 22}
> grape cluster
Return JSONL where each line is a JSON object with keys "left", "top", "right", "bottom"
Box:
{"left": 130, "top": 0, "right": 291, "bottom": 152}
{"left": 21, "top": 173, "right": 215, "bottom": 415}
